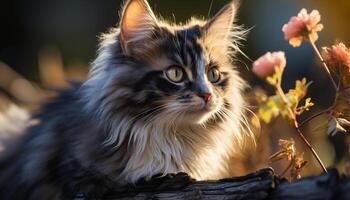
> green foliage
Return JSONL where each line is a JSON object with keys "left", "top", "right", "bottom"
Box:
{"left": 288, "top": 78, "right": 312, "bottom": 102}
{"left": 258, "top": 73, "right": 314, "bottom": 123}
{"left": 266, "top": 67, "right": 282, "bottom": 86}
{"left": 258, "top": 95, "right": 282, "bottom": 123}
{"left": 297, "top": 98, "right": 314, "bottom": 115}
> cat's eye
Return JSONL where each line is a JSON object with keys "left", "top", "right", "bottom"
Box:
{"left": 165, "top": 66, "right": 184, "bottom": 83}
{"left": 207, "top": 68, "right": 221, "bottom": 83}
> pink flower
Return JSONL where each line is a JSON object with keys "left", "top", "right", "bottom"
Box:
{"left": 252, "top": 51, "right": 286, "bottom": 78}
{"left": 323, "top": 42, "right": 350, "bottom": 86}
{"left": 282, "top": 9, "right": 324, "bottom": 47}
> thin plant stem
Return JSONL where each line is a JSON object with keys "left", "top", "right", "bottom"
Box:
{"left": 309, "top": 40, "right": 338, "bottom": 91}
{"left": 298, "top": 109, "right": 332, "bottom": 128}
{"left": 293, "top": 121, "right": 328, "bottom": 173}
{"left": 274, "top": 76, "right": 328, "bottom": 173}
{"left": 281, "top": 161, "right": 293, "bottom": 177}
{"left": 298, "top": 86, "right": 339, "bottom": 128}
{"left": 275, "top": 69, "right": 296, "bottom": 121}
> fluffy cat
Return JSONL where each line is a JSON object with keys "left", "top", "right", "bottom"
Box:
{"left": 0, "top": 0, "right": 249, "bottom": 199}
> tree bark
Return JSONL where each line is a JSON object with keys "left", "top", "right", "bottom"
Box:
{"left": 75, "top": 168, "right": 349, "bottom": 200}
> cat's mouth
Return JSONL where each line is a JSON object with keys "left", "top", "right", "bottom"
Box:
{"left": 181, "top": 106, "right": 220, "bottom": 125}
{"left": 186, "top": 101, "right": 215, "bottom": 112}
{"left": 184, "top": 100, "right": 222, "bottom": 119}
{"left": 163, "top": 97, "right": 222, "bottom": 124}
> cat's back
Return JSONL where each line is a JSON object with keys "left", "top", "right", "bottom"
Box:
{"left": 0, "top": 82, "right": 90, "bottom": 199}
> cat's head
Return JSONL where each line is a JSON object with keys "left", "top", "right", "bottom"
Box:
{"left": 82, "top": 0, "right": 246, "bottom": 127}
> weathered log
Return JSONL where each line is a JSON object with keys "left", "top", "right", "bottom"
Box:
{"left": 75, "top": 168, "right": 349, "bottom": 200}
{"left": 270, "top": 169, "right": 349, "bottom": 200}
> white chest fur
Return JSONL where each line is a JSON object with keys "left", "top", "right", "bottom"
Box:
{"left": 116, "top": 120, "right": 240, "bottom": 183}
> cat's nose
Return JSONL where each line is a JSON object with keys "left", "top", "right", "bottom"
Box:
{"left": 198, "top": 93, "right": 212, "bottom": 103}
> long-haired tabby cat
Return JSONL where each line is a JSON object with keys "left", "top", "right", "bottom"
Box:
{"left": 0, "top": 0, "right": 249, "bottom": 199}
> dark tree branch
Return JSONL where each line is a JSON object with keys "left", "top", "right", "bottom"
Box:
{"left": 75, "top": 168, "right": 349, "bottom": 200}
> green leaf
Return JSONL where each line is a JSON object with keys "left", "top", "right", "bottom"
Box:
{"left": 258, "top": 95, "right": 283, "bottom": 123}
{"left": 258, "top": 77, "right": 313, "bottom": 123}
{"left": 266, "top": 67, "right": 283, "bottom": 86}
{"left": 288, "top": 78, "right": 312, "bottom": 102}
{"left": 296, "top": 97, "right": 314, "bottom": 115}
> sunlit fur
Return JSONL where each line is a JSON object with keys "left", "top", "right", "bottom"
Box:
{"left": 81, "top": 0, "right": 248, "bottom": 182}
{"left": 0, "top": 0, "right": 250, "bottom": 198}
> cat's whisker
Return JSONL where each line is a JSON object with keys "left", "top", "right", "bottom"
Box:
{"left": 221, "top": 106, "right": 254, "bottom": 145}
{"left": 236, "top": 58, "right": 251, "bottom": 71}
{"left": 105, "top": 104, "right": 171, "bottom": 147}
{"left": 134, "top": 104, "right": 170, "bottom": 121}
{"left": 242, "top": 106, "right": 259, "bottom": 135}
{"left": 0, "top": 0, "right": 253, "bottom": 194}
{"left": 173, "top": 38, "right": 182, "bottom": 57}
{"left": 138, "top": 89, "right": 185, "bottom": 98}
{"left": 207, "top": 0, "right": 214, "bottom": 17}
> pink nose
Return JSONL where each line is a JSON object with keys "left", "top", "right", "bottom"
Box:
{"left": 198, "top": 93, "right": 212, "bottom": 103}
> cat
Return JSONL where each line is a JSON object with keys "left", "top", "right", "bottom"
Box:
{"left": 0, "top": 0, "right": 249, "bottom": 199}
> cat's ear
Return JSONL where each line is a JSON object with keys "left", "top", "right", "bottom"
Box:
{"left": 119, "top": 0, "right": 158, "bottom": 55}
{"left": 203, "top": 1, "right": 238, "bottom": 43}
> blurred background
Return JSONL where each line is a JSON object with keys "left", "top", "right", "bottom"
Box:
{"left": 0, "top": 0, "right": 349, "bottom": 178}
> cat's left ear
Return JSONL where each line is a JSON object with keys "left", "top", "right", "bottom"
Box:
{"left": 203, "top": 1, "right": 238, "bottom": 43}
{"left": 119, "top": 0, "right": 158, "bottom": 55}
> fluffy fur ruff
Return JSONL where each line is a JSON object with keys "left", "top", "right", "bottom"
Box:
{"left": 0, "top": 0, "right": 250, "bottom": 199}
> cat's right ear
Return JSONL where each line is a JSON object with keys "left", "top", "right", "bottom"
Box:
{"left": 119, "top": 0, "right": 158, "bottom": 55}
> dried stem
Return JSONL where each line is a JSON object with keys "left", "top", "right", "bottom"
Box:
{"left": 298, "top": 109, "right": 332, "bottom": 128}
{"left": 309, "top": 40, "right": 338, "bottom": 91}
{"left": 281, "top": 161, "right": 293, "bottom": 177}
{"left": 293, "top": 122, "right": 328, "bottom": 173}
{"left": 298, "top": 77, "right": 340, "bottom": 128}
{"left": 273, "top": 39, "right": 342, "bottom": 173}
{"left": 274, "top": 80, "right": 328, "bottom": 173}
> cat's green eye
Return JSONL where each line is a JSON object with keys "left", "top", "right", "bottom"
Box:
{"left": 207, "top": 68, "right": 221, "bottom": 83}
{"left": 165, "top": 66, "right": 184, "bottom": 83}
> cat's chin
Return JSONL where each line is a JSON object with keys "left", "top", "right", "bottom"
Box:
{"left": 179, "top": 108, "right": 216, "bottom": 125}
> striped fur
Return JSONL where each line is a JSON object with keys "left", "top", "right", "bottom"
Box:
{"left": 0, "top": 0, "right": 249, "bottom": 199}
